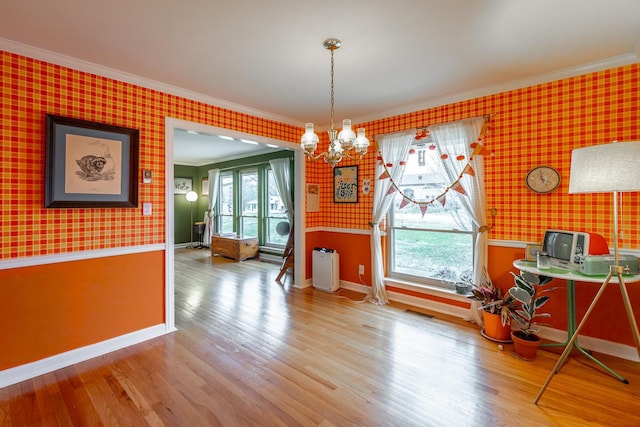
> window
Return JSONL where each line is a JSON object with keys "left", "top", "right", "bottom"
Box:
{"left": 239, "top": 169, "right": 258, "bottom": 237}
{"left": 265, "top": 168, "right": 288, "bottom": 246}
{"left": 388, "top": 136, "right": 475, "bottom": 288}
{"left": 218, "top": 172, "right": 234, "bottom": 234}
{"left": 212, "top": 158, "right": 293, "bottom": 249}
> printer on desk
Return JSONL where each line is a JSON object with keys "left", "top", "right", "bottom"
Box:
{"left": 579, "top": 254, "right": 639, "bottom": 276}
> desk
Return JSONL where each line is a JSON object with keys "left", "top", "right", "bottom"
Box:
{"left": 513, "top": 259, "right": 640, "bottom": 383}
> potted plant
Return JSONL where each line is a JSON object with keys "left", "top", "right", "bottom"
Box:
{"left": 508, "top": 271, "right": 557, "bottom": 360}
{"left": 467, "top": 270, "right": 514, "bottom": 342}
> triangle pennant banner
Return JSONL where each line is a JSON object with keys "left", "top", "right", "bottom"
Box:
{"left": 453, "top": 182, "right": 466, "bottom": 195}
{"left": 438, "top": 195, "right": 446, "bottom": 207}
{"left": 399, "top": 197, "right": 411, "bottom": 209}
{"left": 419, "top": 203, "right": 428, "bottom": 217}
{"left": 477, "top": 146, "right": 491, "bottom": 156}
{"left": 386, "top": 185, "right": 398, "bottom": 195}
{"left": 378, "top": 170, "right": 390, "bottom": 180}
{"left": 463, "top": 164, "right": 475, "bottom": 176}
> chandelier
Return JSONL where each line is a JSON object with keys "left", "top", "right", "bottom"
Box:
{"left": 300, "top": 38, "right": 370, "bottom": 166}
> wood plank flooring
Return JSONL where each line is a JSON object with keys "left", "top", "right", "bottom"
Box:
{"left": 1, "top": 248, "right": 640, "bottom": 426}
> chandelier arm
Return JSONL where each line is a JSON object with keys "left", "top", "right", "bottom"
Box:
{"left": 342, "top": 152, "right": 365, "bottom": 161}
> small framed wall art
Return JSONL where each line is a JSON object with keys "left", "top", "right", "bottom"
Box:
{"left": 333, "top": 165, "right": 358, "bottom": 203}
{"left": 202, "top": 178, "right": 209, "bottom": 196}
{"left": 174, "top": 177, "right": 193, "bottom": 194}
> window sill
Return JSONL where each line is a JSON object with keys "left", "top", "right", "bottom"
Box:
{"left": 384, "top": 277, "right": 471, "bottom": 304}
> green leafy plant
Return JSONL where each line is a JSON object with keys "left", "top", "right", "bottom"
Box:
{"left": 508, "top": 271, "right": 557, "bottom": 340}
{"left": 467, "top": 270, "right": 514, "bottom": 327}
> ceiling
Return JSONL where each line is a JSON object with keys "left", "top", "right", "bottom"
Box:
{"left": 173, "top": 128, "right": 284, "bottom": 166}
{"left": 2, "top": 1, "right": 639, "bottom": 165}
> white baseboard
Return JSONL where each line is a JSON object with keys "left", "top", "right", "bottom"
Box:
{"left": 340, "top": 280, "right": 639, "bottom": 362}
{"left": 0, "top": 324, "right": 176, "bottom": 388}
{"left": 339, "top": 280, "right": 470, "bottom": 319}
{"left": 294, "top": 278, "right": 313, "bottom": 289}
{"left": 537, "top": 326, "right": 640, "bottom": 362}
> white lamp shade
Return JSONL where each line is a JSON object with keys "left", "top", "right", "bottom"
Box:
{"left": 185, "top": 190, "right": 198, "bottom": 202}
{"left": 337, "top": 119, "right": 356, "bottom": 146}
{"left": 300, "top": 122, "right": 319, "bottom": 150}
{"left": 569, "top": 141, "right": 640, "bottom": 194}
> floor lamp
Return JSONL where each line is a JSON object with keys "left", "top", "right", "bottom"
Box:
{"left": 535, "top": 141, "right": 640, "bottom": 404}
{"left": 186, "top": 190, "right": 198, "bottom": 249}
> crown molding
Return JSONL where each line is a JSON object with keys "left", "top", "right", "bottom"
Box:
{"left": 352, "top": 53, "right": 640, "bottom": 127}
{"left": 3, "top": 37, "right": 638, "bottom": 132}
{"left": 0, "top": 37, "right": 306, "bottom": 129}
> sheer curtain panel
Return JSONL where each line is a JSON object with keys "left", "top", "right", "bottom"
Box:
{"left": 204, "top": 169, "right": 220, "bottom": 245}
{"left": 369, "top": 130, "right": 415, "bottom": 305}
{"left": 429, "top": 117, "right": 487, "bottom": 324}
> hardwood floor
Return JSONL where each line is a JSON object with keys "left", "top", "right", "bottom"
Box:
{"left": 1, "top": 248, "right": 640, "bottom": 426}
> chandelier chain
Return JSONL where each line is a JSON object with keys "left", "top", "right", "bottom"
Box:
{"left": 330, "top": 48, "right": 335, "bottom": 132}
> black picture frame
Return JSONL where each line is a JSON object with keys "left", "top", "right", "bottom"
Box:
{"left": 45, "top": 114, "right": 139, "bottom": 208}
{"left": 174, "top": 177, "right": 193, "bottom": 194}
{"left": 333, "top": 165, "right": 359, "bottom": 203}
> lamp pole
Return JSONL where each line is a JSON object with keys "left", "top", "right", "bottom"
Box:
{"left": 185, "top": 190, "right": 198, "bottom": 249}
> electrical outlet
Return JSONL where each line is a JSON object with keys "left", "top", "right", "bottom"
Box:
{"left": 359, "top": 264, "right": 365, "bottom": 275}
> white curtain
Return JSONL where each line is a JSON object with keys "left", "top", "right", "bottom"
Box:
{"left": 429, "top": 117, "right": 487, "bottom": 325}
{"left": 269, "top": 158, "right": 294, "bottom": 270}
{"left": 203, "top": 168, "right": 220, "bottom": 245}
{"left": 269, "top": 158, "right": 294, "bottom": 226}
{"left": 368, "top": 130, "right": 415, "bottom": 305}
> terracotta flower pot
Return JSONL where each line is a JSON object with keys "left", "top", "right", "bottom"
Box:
{"left": 482, "top": 311, "right": 512, "bottom": 342}
{"left": 511, "top": 330, "right": 542, "bottom": 361}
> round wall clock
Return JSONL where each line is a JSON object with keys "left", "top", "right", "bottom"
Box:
{"left": 526, "top": 166, "right": 560, "bottom": 194}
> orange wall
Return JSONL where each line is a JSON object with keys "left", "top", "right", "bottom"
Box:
{"left": 0, "top": 251, "right": 164, "bottom": 369}
{"left": 306, "top": 231, "right": 372, "bottom": 285}
{"left": 308, "top": 64, "right": 640, "bottom": 346}
{"left": 0, "top": 50, "right": 301, "bottom": 371}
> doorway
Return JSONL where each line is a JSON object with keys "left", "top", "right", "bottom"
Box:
{"left": 163, "top": 117, "right": 306, "bottom": 331}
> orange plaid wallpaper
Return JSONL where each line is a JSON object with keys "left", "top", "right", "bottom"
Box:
{"left": 3, "top": 50, "right": 639, "bottom": 258}
{"left": 0, "top": 51, "right": 300, "bottom": 259}
{"left": 310, "top": 64, "right": 640, "bottom": 249}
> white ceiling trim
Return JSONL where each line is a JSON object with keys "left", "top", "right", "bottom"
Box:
{"left": 3, "top": 37, "right": 639, "bottom": 131}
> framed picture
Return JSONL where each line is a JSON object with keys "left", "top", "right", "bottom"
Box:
{"left": 45, "top": 114, "right": 139, "bottom": 208}
{"left": 306, "top": 183, "right": 320, "bottom": 212}
{"left": 334, "top": 165, "right": 358, "bottom": 203}
{"left": 174, "top": 177, "right": 193, "bottom": 194}
{"left": 201, "top": 178, "right": 209, "bottom": 196}
{"left": 526, "top": 243, "right": 542, "bottom": 262}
